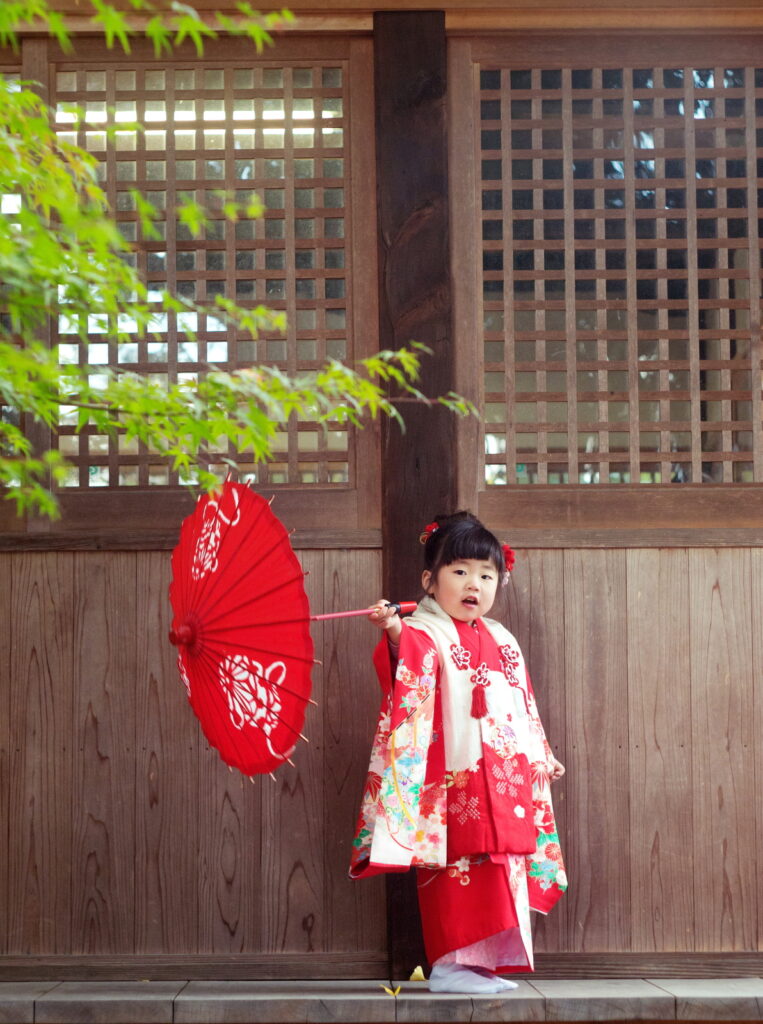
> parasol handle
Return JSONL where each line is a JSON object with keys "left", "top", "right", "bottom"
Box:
{"left": 311, "top": 601, "right": 417, "bottom": 622}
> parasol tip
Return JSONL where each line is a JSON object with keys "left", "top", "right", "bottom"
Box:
{"left": 169, "top": 623, "right": 196, "bottom": 647}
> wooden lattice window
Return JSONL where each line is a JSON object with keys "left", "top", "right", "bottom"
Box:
{"left": 478, "top": 57, "right": 763, "bottom": 487}
{"left": 53, "top": 53, "right": 353, "bottom": 492}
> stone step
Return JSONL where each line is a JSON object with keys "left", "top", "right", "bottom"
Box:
{"left": 1, "top": 977, "right": 762, "bottom": 1023}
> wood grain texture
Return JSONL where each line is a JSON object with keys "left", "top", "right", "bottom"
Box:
{"left": 197, "top": 753, "right": 260, "bottom": 954}
{"left": 0, "top": 554, "right": 10, "bottom": 954}
{"left": 2, "top": 540, "right": 763, "bottom": 967}
{"left": 348, "top": 37, "right": 383, "bottom": 532}
{"left": 753, "top": 549, "right": 763, "bottom": 953}
{"left": 260, "top": 551, "right": 324, "bottom": 954}
{"left": 373, "top": 10, "right": 456, "bottom": 978}
{"left": 563, "top": 549, "right": 630, "bottom": 952}
{"left": 321, "top": 549, "right": 386, "bottom": 953}
{"left": 375, "top": 9, "right": 458, "bottom": 607}
{"left": 3, "top": 949, "right": 761, "bottom": 980}
{"left": 504, "top": 550, "right": 569, "bottom": 953}
{"left": 2, "top": 546, "right": 390, "bottom": 966}
{"left": 448, "top": 37, "right": 483, "bottom": 510}
{"left": 627, "top": 550, "right": 694, "bottom": 952}
{"left": 134, "top": 552, "right": 200, "bottom": 953}
{"left": 689, "top": 549, "right": 756, "bottom": 951}
{"left": 0, "top": 953, "right": 389, "bottom": 980}
{"left": 480, "top": 486, "right": 763, "bottom": 536}
{"left": 469, "top": 31, "right": 763, "bottom": 67}
{"left": 6, "top": 553, "right": 75, "bottom": 955}
{"left": 71, "top": 553, "right": 137, "bottom": 954}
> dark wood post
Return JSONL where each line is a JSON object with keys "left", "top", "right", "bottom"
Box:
{"left": 373, "top": 10, "right": 456, "bottom": 979}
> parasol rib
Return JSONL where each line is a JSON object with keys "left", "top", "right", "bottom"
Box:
{"left": 190, "top": 502, "right": 297, "bottom": 622}
{"left": 199, "top": 631, "right": 317, "bottom": 667}
{"left": 198, "top": 563, "right": 307, "bottom": 632}
{"left": 189, "top": 495, "right": 270, "bottom": 614}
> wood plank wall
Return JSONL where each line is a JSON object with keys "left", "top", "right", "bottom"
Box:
{"left": 2, "top": 545, "right": 761, "bottom": 968}
{"left": 503, "top": 547, "right": 762, "bottom": 957}
{"left": 0, "top": 548, "right": 387, "bottom": 975}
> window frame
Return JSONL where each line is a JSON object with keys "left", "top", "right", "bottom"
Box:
{"left": 450, "top": 32, "right": 763, "bottom": 546}
{"left": 0, "top": 34, "right": 381, "bottom": 548}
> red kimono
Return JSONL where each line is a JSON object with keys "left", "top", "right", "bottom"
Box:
{"left": 350, "top": 596, "right": 566, "bottom": 971}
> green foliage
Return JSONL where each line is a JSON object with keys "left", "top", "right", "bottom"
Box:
{"left": 0, "top": 0, "right": 474, "bottom": 519}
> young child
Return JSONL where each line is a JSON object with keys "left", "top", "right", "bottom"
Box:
{"left": 349, "top": 511, "right": 566, "bottom": 994}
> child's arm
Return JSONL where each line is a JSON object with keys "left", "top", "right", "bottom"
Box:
{"left": 549, "top": 756, "right": 565, "bottom": 781}
{"left": 366, "top": 599, "right": 403, "bottom": 644}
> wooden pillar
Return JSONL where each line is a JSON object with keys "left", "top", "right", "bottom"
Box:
{"left": 373, "top": 10, "right": 456, "bottom": 978}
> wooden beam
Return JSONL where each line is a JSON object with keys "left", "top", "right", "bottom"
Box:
{"left": 375, "top": 10, "right": 456, "bottom": 602}
{"left": 374, "top": 9, "right": 455, "bottom": 979}
{"left": 446, "top": 7, "right": 763, "bottom": 31}
{"left": 25, "top": 1, "right": 763, "bottom": 34}
{"left": 0, "top": 952, "right": 389, "bottom": 979}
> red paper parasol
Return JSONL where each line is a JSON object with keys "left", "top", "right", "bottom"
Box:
{"left": 169, "top": 479, "right": 413, "bottom": 777}
{"left": 169, "top": 480, "right": 315, "bottom": 777}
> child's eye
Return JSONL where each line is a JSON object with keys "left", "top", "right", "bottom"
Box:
{"left": 482, "top": 574, "right": 494, "bottom": 581}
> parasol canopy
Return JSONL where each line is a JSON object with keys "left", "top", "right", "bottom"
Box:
{"left": 169, "top": 480, "right": 315, "bottom": 777}
{"left": 169, "top": 479, "right": 415, "bottom": 777}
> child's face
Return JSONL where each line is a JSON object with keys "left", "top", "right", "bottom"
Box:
{"left": 422, "top": 558, "right": 499, "bottom": 623}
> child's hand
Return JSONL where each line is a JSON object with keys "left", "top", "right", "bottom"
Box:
{"left": 548, "top": 756, "right": 565, "bottom": 782}
{"left": 367, "top": 600, "right": 403, "bottom": 644}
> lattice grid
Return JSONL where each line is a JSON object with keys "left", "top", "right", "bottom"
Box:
{"left": 54, "top": 62, "right": 351, "bottom": 489}
{"left": 480, "top": 65, "right": 763, "bottom": 485}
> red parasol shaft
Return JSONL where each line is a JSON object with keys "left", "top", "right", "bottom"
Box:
{"left": 311, "top": 601, "right": 417, "bottom": 622}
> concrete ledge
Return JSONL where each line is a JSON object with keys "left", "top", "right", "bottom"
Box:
{"left": 0, "top": 982, "right": 59, "bottom": 1024}
{"left": 395, "top": 979, "right": 545, "bottom": 1022}
{"left": 0, "top": 977, "right": 761, "bottom": 1023}
{"left": 648, "top": 978, "right": 763, "bottom": 1020}
{"left": 35, "top": 981, "right": 186, "bottom": 1023}
{"left": 530, "top": 980, "right": 674, "bottom": 1021}
{"left": 175, "top": 981, "right": 397, "bottom": 1023}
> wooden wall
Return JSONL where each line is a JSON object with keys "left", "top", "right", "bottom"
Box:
{"left": 505, "top": 547, "right": 762, "bottom": 962}
{"left": 0, "top": 547, "right": 387, "bottom": 976}
{"left": 2, "top": 544, "right": 761, "bottom": 972}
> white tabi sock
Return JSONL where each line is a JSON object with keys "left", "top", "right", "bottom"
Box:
{"left": 428, "top": 962, "right": 518, "bottom": 994}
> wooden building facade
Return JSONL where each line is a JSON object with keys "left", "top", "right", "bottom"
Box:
{"left": 2, "top": 1, "right": 763, "bottom": 980}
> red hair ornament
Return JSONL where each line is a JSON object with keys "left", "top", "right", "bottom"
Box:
{"left": 419, "top": 521, "right": 439, "bottom": 544}
{"left": 501, "top": 543, "right": 516, "bottom": 587}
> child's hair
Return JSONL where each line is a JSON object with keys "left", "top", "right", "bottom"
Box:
{"left": 422, "top": 511, "right": 505, "bottom": 584}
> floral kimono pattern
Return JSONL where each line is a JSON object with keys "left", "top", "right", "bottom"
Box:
{"left": 350, "top": 596, "right": 566, "bottom": 916}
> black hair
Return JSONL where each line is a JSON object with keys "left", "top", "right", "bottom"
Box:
{"left": 422, "top": 511, "right": 505, "bottom": 584}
